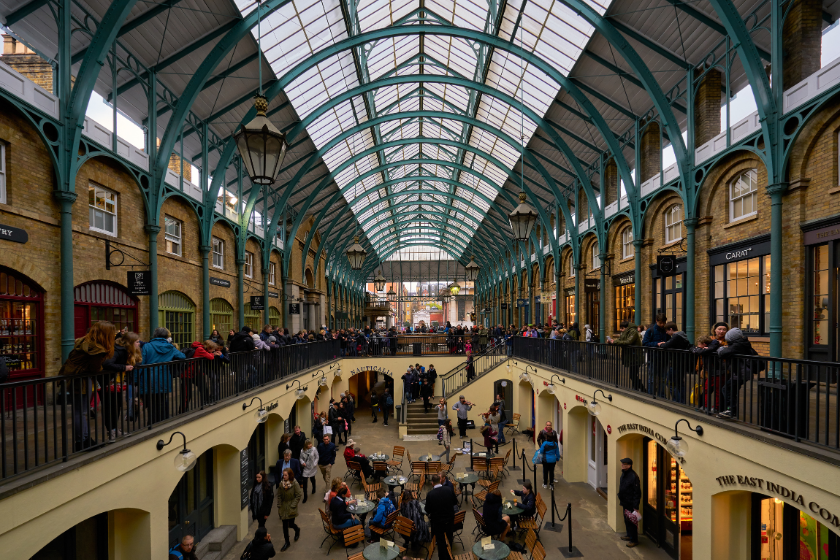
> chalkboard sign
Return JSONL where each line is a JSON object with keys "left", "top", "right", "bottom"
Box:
{"left": 250, "top": 295, "right": 265, "bottom": 310}
{"left": 240, "top": 448, "right": 250, "bottom": 509}
{"left": 288, "top": 303, "right": 300, "bottom": 315}
{"left": 127, "top": 270, "right": 152, "bottom": 296}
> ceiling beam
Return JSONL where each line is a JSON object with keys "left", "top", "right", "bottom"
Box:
{"left": 662, "top": 0, "right": 770, "bottom": 60}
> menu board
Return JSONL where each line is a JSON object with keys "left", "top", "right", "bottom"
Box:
{"left": 240, "top": 448, "right": 250, "bottom": 509}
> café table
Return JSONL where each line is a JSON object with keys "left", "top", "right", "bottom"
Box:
{"left": 502, "top": 503, "right": 523, "bottom": 516}
{"left": 383, "top": 475, "right": 408, "bottom": 493}
{"left": 472, "top": 539, "right": 510, "bottom": 560}
{"left": 452, "top": 472, "right": 479, "bottom": 505}
{"left": 368, "top": 453, "right": 390, "bottom": 462}
{"left": 419, "top": 454, "right": 441, "bottom": 462}
{"left": 363, "top": 542, "right": 401, "bottom": 560}
{"left": 348, "top": 498, "right": 377, "bottom": 525}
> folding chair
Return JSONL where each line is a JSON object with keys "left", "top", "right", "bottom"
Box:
{"left": 451, "top": 509, "right": 467, "bottom": 549}
{"left": 518, "top": 498, "right": 547, "bottom": 540}
{"left": 410, "top": 461, "right": 426, "bottom": 482}
{"left": 369, "top": 510, "right": 400, "bottom": 543}
{"left": 473, "top": 458, "right": 490, "bottom": 483}
{"left": 342, "top": 524, "right": 365, "bottom": 550}
{"left": 505, "top": 413, "right": 521, "bottom": 436}
{"left": 471, "top": 507, "right": 495, "bottom": 541}
{"left": 345, "top": 460, "right": 362, "bottom": 488}
{"left": 373, "top": 460, "right": 388, "bottom": 480}
{"left": 405, "top": 473, "right": 425, "bottom": 499}
{"left": 473, "top": 480, "right": 499, "bottom": 505}
{"left": 440, "top": 454, "right": 457, "bottom": 477}
{"left": 426, "top": 461, "right": 442, "bottom": 477}
{"left": 319, "top": 508, "right": 342, "bottom": 552}
{"left": 406, "top": 536, "right": 435, "bottom": 560}
{"left": 388, "top": 446, "right": 406, "bottom": 474}
{"left": 488, "top": 458, "right": 505, "bottom": 480}
{"left": 445, "top": 536, "right": 473, "bottom": 560}
{"left": 361, "top": 472, "right": 381, "bottom": 499}
{"left": 501, "top": 449, "right": 512, "bottom": 475}
{"left": 395, "top": 515, "right": 424, "bottom": 554}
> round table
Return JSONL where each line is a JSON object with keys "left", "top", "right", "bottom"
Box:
{"left": 472, "top": 540, "right": 510, "bottom": 560}
{"left": 502, "top": 504, "right": 523, "bottom": 516}
{"left": 453, "top": 473, "right": 479, "bottom": 505}
{"left": 419, "top": 454, "right": 441, "bottom": 462}
{"left": 472, "top": 451, "right": 495, "bottom": 459}
{"left": 349, "top": 500, "right": 377, "bottom": 515}
{"left": 368, "top": 454, "right": 390, "bottom": 462}
{"left": 384, "top": 475, "right": 408, "bottom": 492}
{"left": 363, "top": 542, "right": 401, "bottom": 560}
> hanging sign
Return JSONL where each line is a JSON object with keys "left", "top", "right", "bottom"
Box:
{"left": 0, "top": 224, "right": 28, "bottom": 244}
{"left": 516, "top": 298, "right": 529, "bottom": 307}
{"left": 288, "top": 303, "right": 301, "bottom": 315}
{"left": 240, "top": 448, "right": 250, "bottom": 509}
{"left": 210, "top": 277, "right": 231, "bottom": 288}
{"left": 250, "top": 295, "right": 265, "bottom": 310}
{"left": 268, "top": 291, "right": 279, "bottom": 299}
{"left": 127, "top": 270, "right": 152, "bottom": 295}
{"left": 584, "top": 279, "right": 600, "bottom": 292}
{"left": 656, "top": 255, "right": 677, "bottom": 276}
{"left": 501, "top": 303, "right": 508, "bottom": 310}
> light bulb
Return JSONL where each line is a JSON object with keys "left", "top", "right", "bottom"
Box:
{"left": 175, "top": 449, "right": 197, "bottom": 472}
{"left": 547, "top": 384, "right": 555, "bottom": 394}
{"left": 319, "top": 377, "right": 327, "bottom": 386}
{"left": 666, "top": 436, "right": 687, "bottom": 458}
{"left": 254, "top": 408, "right": 268, "bottom": 423}
{"left": 296, "top": 388, "right": 306, "bottom": 400}
{"left": 587, "top": 400, "right": 601, "bottom": 417}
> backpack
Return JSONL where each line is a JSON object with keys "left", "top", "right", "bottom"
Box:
{"left": 183, "top": 346, "right": 197, "bottom": 360}
{"left": 385, "top": 394, "right": 394, "bottom": 407}
{"left": 420, "top": 366, "right": 425, "bottom": 374}
{"left": 591, "top": 333, "right": 600, "bottom": 343}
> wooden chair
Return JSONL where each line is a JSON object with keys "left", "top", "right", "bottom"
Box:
{"left": 445, "top": 536, "right": 473, "bottom": 560}
{"left": 373, "top": 460, "right": 388, "bottom": 480}
{"left": 342, "top": 524, "right": 365, "bottom": 549}
{"left": 451, "top": 509, "right": 467, "bottom": 549}
{"left": 473, "top": 458, "right": 490, "bottom": 482}
{"left": 525, "top": 529, "right": 539, "bottom": 553}
{"left": 361, "top": 472, "right": 381, "bottom": 499}
{"left": 405, "top": 473, "right": 425, "bottom": 499}
{"left": 532, "top": 540, "right": 546, "bottom": 560}
{"left": 471, "top": 507, "right": 496, "bottom": 541}
{"left": 395, "top": 515, "right": 423, "bottom": 553}
{"left": 318, "top": 508, "right": 342, "bottom": 552}
{"left": 501, "top": 449, "right": 512, "bottom": 474}
{"left": 505, "top": 413, "right": 521, "bottom": 435}
{"left": 369, "top": 510, "right": 399, "bottom": 542}
{"left": 410, "top": 461, "right": 426, "bottom": 482}
{"left": 488, "top": 457, "right": 505, "bottom": 480}
{"left": 473, "top": 480, "right": 499, "bottom": 504}
{"left": 440, "top": 454, "right": 457, "bottom": 477}
{"left": 518, "top": 498, "right": 547, "bottom": 539}
{"left": 425, "top": 461, "right": 442, "bottom": 477}
{"left": 345, "top": 460, "right": 362, "bottom": 487}
{"left": 407, "top": 536, "right": 435, "bottom": 560}
{"left": 388, "top": 446, "right": 406, "bottom": 474}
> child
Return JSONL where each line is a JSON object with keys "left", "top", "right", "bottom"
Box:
{"left": 465, "top": 340, "right": 473, "bottom": 355}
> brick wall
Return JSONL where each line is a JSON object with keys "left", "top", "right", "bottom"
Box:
{"left": 782, "top": 0, "right": 822, "bottom": 88}
{"left": 640, "top": 122, "right": 661, "bottom": 183}
{"left": 694, "top": 68, "right": 721, "bottom": 148}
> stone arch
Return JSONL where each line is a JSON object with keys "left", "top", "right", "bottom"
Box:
{"left": 607, "top": 215, "right": 634, "bottom": 262}
{"left": 642, "top": 189, "right": 686, "bottom": 249}
{"left": 697, "top": 151, "right": 767, "bottom": 224}
{"left": 304, "top": 267, "right": 314, "bottom": 289}
{"left": 786, "top": 89, "right": 840, "bottom": 183}
{"left": 0, "top": 94, "right": 60, "bottom": 189}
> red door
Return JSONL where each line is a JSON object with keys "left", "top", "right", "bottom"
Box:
{"left": 74, "top": 305, "right": 90, "bottom": 339}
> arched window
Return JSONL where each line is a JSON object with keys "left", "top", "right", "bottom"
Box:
{"left": 592, "top": 245, "right": 601, "bottom": 270}
{"left": 269, "top": 306, "right": 281, "bottom": 327}
{"left": 0, "top": 267, "right": 44, "bottom": 380}
{"left": 665, "top": 204, "right": 683, "bottom": 244}
{"left": 158, "top": 291, "right": 195, "bottom": 349}
{"left": 209, "top": 298, "right": 233, "bottom": 335}
{"left": 74, "top": 281, "right": 138, "bottom": 338}
{"left": 730, "top": 169, "right": 758, "bottom": 222}
{"left": 243, "top": 303, "right": 261, "bottom": 330}
{"left": 622, "top": 227, "right": 634, "bottom": 259}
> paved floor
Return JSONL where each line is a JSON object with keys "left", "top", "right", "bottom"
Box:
{"left": 221, "top": 406, "right": 673, "bottom": 560}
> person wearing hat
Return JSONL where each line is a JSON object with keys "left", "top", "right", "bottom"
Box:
{"left": 343, "top": 439, "right": 357, "bottom": 464}
{"left": 618, "top": 458, "right": 641, "bottom": 548}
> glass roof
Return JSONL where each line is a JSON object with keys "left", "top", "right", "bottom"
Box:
{"left": 235, "top": 0, "right": 611, "bottom": 259}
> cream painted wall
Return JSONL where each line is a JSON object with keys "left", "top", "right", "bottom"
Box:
{"left": 332, "top": 356, "right": 467, "bottom": 404}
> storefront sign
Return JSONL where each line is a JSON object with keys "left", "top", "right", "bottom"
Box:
{"left": 613, "top": 271, "right": 635, "bottom": 286}
{"left": 535, "top": 296, "right": 541, "bottom": 303}
{"left": 349, "top": 365, "right": 394, "bottom": 377}
{"left": 501, "top": 303, "right": 508, "bottom": 310}
{"left": 268, "top": 291, "right": 279, "bottom": 299}
{"left": 804, "top": 222, "right": 840, "bottom": 245}
{"left": 708, "top": 234, "right": 771, "bottom": 266}
{"left": 516, "top": 298, "right": 529, "bottom": 307}
{"left": 127, "top": 270, "right": 152, "bottom": 295}
{"left": 0, "top": 223, "right": 27, "bottom": 244}
{"left": 616, "top": 423, "right": 684, "bottom": 462}
{"left": 656, "top": 255, "right": 677, "bottom": 276}
{"left": 288, "top": 303, "right": 300, "bottom": 315}
{"left": 584, "top": 279, "right": 600, "bottom": 292}
{"left": 210, "top": 277, "right": 231, "bottom": 288}
{"left": 715, "top": 475, "right": 840, "bottom": 527}
{"left": 240, "top": 448, "right": 250, "bottom": 509}
{"left": 250, "top": 295, "right": 265, "bottom": 310}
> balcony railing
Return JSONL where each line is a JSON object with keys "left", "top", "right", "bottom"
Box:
{"left": 1, "top": 340, "right": 340, "bottom": 481}
{"left": 512, "top": 337, "right": 839, "bottom": 452}
{"left": 345, "top": 334, "right": 493, "bottom": 356}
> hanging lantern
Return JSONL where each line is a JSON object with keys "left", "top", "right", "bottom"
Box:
{"left": 387, "top": 286, "right": 397, "bottom": 301}
{"left": 449, "top": 282, "right": 461, "bottom": 296}
{"left": 234, "top": 95, "right": 288, "bottom": 185}
{"left": 440, "top": 288, "right": 451, "bottom": 303}
{"left": 373, "top": 270, "right": 386, "bottom": 292}
{"left": 465, "top": 255, "right": 480, "bottom": 282}
{"left": 508, "top": 191, "right": 539, "bottom": 241}
{"left": 346, "top": 236, "right": 367, "bottom": 270}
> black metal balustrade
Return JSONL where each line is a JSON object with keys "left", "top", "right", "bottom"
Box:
{"left": 512, "top": 337, "right": 840, "bottom": 452}
{"left": 348, "top": 334, "right": 493, "bottom": 356}
{"left": 0, "top": 340, "right": 340, "bottom": 480}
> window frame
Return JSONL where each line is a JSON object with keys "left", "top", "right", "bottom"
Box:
{"left": 592, "top": 245, "right": 601, "bottom": 270}
{"left": 212, "top": 237, "right": 224, "bottom": 269}
{"left": 269, "top": 262, "right": 276, "bottom": 286}
{"left": 88, "top": 183, "right": 118, "bottom": 237}
{"left": 711, "top": 254, "right": 770, "bottom": 336}
{"left": 729, "top": 168, "right": 758, "bottom": 223}
{"left": 164, "top": 215, "right": 183, "bottom": 257}
{"left": 664, "top": 204, "right": 683, "bottom": 245}
{"left": 622, "top": 227, "right": 634, "bottom": 260}
{"left": 244, "top": 251, "right": 254, "bottom": 279}
{"left": 569, "top": 256, "right": 575, "bottom": 278}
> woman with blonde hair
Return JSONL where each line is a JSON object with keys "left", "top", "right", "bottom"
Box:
{"left": 59, "top": 321, "right": 117, "bottom": 451}
{"left": 102, "top": 331, "right": 141, "bottom": 440}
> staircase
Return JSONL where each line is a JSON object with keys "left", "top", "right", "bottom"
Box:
{"left": 195, "top": 525, "right": 236, "bottom": 560}
{"left": 405, "top": 399, "right": 442, "bottom": 435}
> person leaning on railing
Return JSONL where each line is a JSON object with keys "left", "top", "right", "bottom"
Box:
{"left": 609, "top": 321, "right": 643, "bottom": 391}
{"left": 140, "top": 327, "right": 187, "bottom": 424}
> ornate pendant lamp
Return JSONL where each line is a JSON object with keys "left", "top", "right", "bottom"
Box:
{"left": 346, "top": 236, "right": 367, "bottom": 270}
{"left": 465, "top": 255, "right": 480, "bottom": 281}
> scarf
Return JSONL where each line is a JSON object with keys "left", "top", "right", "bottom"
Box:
{"left": 253, "top": 484, "right": 264, "bottom": 512}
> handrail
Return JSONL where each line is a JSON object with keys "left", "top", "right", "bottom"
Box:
{"left": 512, "top": 336, "right": 840, "bottom": 453}
{"left": 1, "top": 340, "right": 340, "bottom": 481}
{"left": 440, "top": 344, "right": 505, "bottom": 400}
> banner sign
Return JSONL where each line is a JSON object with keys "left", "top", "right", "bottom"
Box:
{"left": 127, "top": 270, "right": 152, "bottom": 295}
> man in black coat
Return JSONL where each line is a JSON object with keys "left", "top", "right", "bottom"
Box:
{"left": 229, "top": 326, "right": 256, "bottom": 353}
{"left": 328, "top": 401, "right": 342, "bottom": 444}
{"left": 289, "top": 425, "right": 306, "bottom": 460}
{"left": 353, "top": 446, "right": 374, "bottom": 479}
{"left": 618, "top": 458, "right": 642, "bottom": 548}
{"left": 275, "top": 449, "right": 302, "bottom": 487}
{"left": 425, "top": 474, "right": 459, "bottom": 560}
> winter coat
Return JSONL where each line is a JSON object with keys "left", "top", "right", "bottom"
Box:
{"left": 229, "top": 331, "right": 256, "bottom": 353}
{"left": 482, "top": 492, "right": 507, "bottom": 534}
{"left": 139, "top": 338, "right": 186, "bottom": 394}
{"left": 717, "top": 328, "right": 762, "bottom": 381}
{"left": 613, "top": 323, "right": 642, "bottom": 368}
{"left": 300, "top": 447, "right": 319, "bottom": 478}
{"left": 478, "top": 329, "right": 488, "bottom": 345}
{"left": 249, "top": 483, "right": 274, "bottom": 521}
{"left": 482, "top": 426, "right": 498, "bottom": 448}
{"left": 209, "top": 334, "right": 225, "bottom": 347}
{"left": 289, "top": 432, "right": 306, "bottom": 460}
{"left": 276, "top": 480, "right": 302, "bottom": 519}
{"left": 618, "top": 468, "right": 642, "bottom": 511}
{"left": 538, "top": 440, "right": 560, "bottom": 463}
{"left": 662, "top": 331, "right": 692, "bottom": 351}
{"left": 59, "top": 337, "right": 111, "bottom": 391}
{"left": 371, "top": 496, "right": 396, "bottom": 526}
{"left": 400, "top": 500, "right": 431, "bottom": 545}
{"left": 244, "top": 539, "right": 276, "bottom": 560}
{"left": 101, "top": 343, "right": 131, "bottom": 385}
{"left": 642, "top": 324, "right": 670, "bottom": 347}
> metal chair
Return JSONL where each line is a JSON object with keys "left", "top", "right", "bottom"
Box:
{"left": 440, "top": 454, "right": 457, "bottom": 477}
{"left": 488, "top": 458, "right": 505, "bottom": 480}
{"left": 473, "top": 480, "right": 499, "bottom": 505}
{"left": 342, "top": 524, "right": 366, "bottom": 550}
{"left": 518, "top": 499, "right": 547, "bottom": 539}
{"left": 318, "top": 508, "right": 343, "bottom": 552}
{"left": 369, "top": 510, "right": 400, "bottom": 542}
{"left": 444, "top": 536, "right": 473, "bottom": 560}
{"left": 361, "top": 472, "right": 381, "bottom": 499}
{"left": 405, "top": 473, "right": 425, "bottom": 499}
{"left": 451, "top": 509, "right": 467, "bottom": 549}
{"left": 388, "top": 446, "right": 406, "bottom": 474}
{"left": 373, "top": 460, "right": 389, "bottom": 480}
{"left": 345, "top": 460, "right": 362, "bottom": 488}
{"left": 395, "top": 515, "right": 423, "bottom": 554}
{"left": 505, "top": 413, "right": 521, "bottom": 435}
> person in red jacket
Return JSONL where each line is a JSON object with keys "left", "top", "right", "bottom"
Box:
{"left": 186, "top": 340, "right": 229, "bottom": 408}
{"left": 343, "top": 438, "right": 357, "bottom": 464}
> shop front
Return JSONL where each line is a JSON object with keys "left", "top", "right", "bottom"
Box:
{"left": 73, "top": 281, "right": 138, "bottom": 338}
{"left": 613, "top": 271, "right": 635, "bottom": 333}
{"left": 803, "top": 217, "right": 840, "bottom": 362}
{"left": 0, "top": 267, "right": 44, "bottom": 408}
{"left": 643, "top": 438, "right": 694, "bottom": 559}
{"left": 651, "top": 257, "right": 686, "bottom": 329}
{"left": 585, "top": 279, "right": 600, "bottom": 334}
{"left": 565, "top": 288, "right": 576, "bottom": 327}
{"left": 751, "top": 495, "right": 840, "bottom": 559}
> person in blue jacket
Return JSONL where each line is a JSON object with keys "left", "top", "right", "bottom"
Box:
{"left": 641, "top": 313, "right": 671, "bottom": 397}
{"left": 367, "top": 487, "right": 395, "bottom": 543}
{"left": 537, "top": 436, "right": 560, "bottom": 489}
{"left": 140, "top": 327, "right": 186, "bottom": 423}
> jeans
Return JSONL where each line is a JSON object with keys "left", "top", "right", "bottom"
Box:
{"left": 721, "top": 377, "right": 744, "bottom": 416}
{"left": 442, "top": 445, "right": 450, "bottom": 463}
{"left": 438, "top": 419, "right": 446, "bottom": 427}
{"left": 282, "top": 518, "right": 300, "bottom": 543}
{"left": 496, "top": 429, "right": 506, "bottom": 445}
{"left": 543, "top": 461, "right": 556, "bottom": 486}
{"left": 333, "top": 518, "right": 359, "bottom": 530}
{"left": 71, "top": 384, "right": 90, "bottom": 449}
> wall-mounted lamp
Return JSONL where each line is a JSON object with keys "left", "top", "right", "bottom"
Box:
{"left": 546, "top": 374, "right": 566, "bottom": 395}
{"left": 286, "top": 379, "right": 308, "bottom": 400}
{"left": 330, "top": 363, "right": 341, "bottom": 376}
{"left": 156, "top": 431, "right": 197, "bottom": 472}
{"left": 666, "top": 419, "right": 704, "bottom": 458}
{"left": 587, "top": 389, "right": 612, "bottom": 417}
{"left": 243, "top": 396, "right": 268, "bottom": 423}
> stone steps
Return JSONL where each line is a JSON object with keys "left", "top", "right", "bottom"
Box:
{"left": 195, "top": 525, "right": 236, "bottom": 560}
